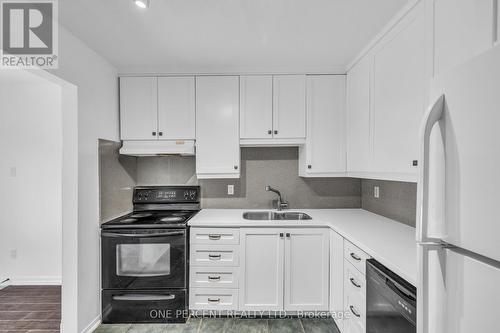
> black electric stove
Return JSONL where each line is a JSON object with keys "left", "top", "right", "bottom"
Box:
{"left": 101, "top": 186, "right": 199, "bottom": 324}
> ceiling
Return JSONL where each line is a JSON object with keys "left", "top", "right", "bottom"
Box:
{"left": 59, "top": 0, "right": 406, "bottom": 74}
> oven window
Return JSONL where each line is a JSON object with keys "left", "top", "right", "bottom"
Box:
{"left": 116, "top": 243, "right": 171, "bottom": 277}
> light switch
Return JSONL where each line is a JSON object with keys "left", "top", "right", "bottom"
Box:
{"left": 227, "top": 184, "right": 234, "bottom": 196}
{"left": 374, "top": 186, "right": 380, "bottom": 198}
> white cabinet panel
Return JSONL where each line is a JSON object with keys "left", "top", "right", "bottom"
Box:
{"left": 300, "top": 75, "right": 346, "bottom": 177}
{"left": 240, "top": 76, "right": 273, "bottom": 139}
{"left": 433, "top": 0, "right": 496, "bottom": 76}
{"left": 371, "top": 4, "right": 426, "bottom": 176}
{"left": 273, "top": 75, "right": 306, "bottom": 139}
{"left": 239, "top": 228, "right": 284, "bottom": 311}
{"left": 190, "top": 228, "right": 240, "bottom": 245}
{"left": 190, "top": 245, "right": 239, "bottom": 267}
{"left": 346, "top": 57, "right": 371, "bottom": 173}
{"left": 190, "top": 288, "right": 239, "bottom": 311}
{"left": 157, "top": 76, "right": 195, "bottom": 140}
{"left": 120, "top": 77, "right": 158, "bottom": 140}
{"left": 284, "top": 228, "right": 329, "bottom": 311}
{"left": 190, "top": 267, "right": 239, "bottom": 289}
{"left": 195, "top": 76, "right": 240, "bottom": 179}
{"left": 330, "top": 231, "right": 344, "bottom": 331}
{"left": 344, "top": 261, "right": 366, "bottom": 333}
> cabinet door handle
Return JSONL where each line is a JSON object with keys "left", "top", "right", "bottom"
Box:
{"left": 350, "top": 277, "right": 361, "bottom": 288}
{"left": 208, "top": 234, "right": 222, "bottom": 240}
{"left": 350, "top": 252, "right": 362, "bottom": 261}
{"left": 286, "top": 233, "right": 290, "bottom": 238}
{"left": 208, "top": 254, "right": 222, "bottom": 260}
{"left": 234, "top": 165, "right": 238, "bottom": 170}
{"left": 274, "top": 130, "right": 278, "bottom": 135}
{"left": 279, "top": 233, "right": 284, "bottom": 238}
{"left": 349, "top": 305, "right": 361, "bottom": 318}
{"left": 308, "top": 165, "right": 312, "bottom": 169}
{"left": 268, "top": 130, "right": 272, "bottom": 135}
{"left": 152, "top": 131, "right": 157, "bottom": 136}
{"left": 208, "top": 276, "right": 221, "bottom": 281}
{"left": 207, "top": 298, "right": 221, "bottom": 303}
{"left": 158, "top": 132, "right": 163, "bottom": 136}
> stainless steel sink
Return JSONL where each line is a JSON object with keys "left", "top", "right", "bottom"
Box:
{"left": 242, "top": 211, "right": 312, "bottom": 221}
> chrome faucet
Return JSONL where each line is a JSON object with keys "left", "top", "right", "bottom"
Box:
{"left": 265, "top": 186, "right": 289, "bottom": 211}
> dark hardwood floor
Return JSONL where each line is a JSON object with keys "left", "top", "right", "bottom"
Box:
{"left": 0, "top": 285, "right": 61, "bottom": 332}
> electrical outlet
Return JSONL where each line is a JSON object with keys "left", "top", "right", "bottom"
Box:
{"left": 374, "top": 186, "right": 380, "bottom": 199}
{"left": 10, "top": 249, "right": 17, "bottom": 259}
{"left": 227, "top": 185, "right": 234, "bottom": 196}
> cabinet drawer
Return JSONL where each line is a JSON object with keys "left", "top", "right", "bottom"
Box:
{"left": 344, "top": 240, "right": 371, "bottom": 275}
{"left": 344, "top": 260, "right": 366, "bottom": 298}
{"left": 344, "top": 283, "right": 366, "bottom": 332}
{"left": 190, "top": 228, "right": 240, "bottom": 245}
{"left": 190, "top": 245, "right": 239, "bottom": 267}
{"left": 190, "top": 267, "right": 239, "bottom": 289}
{"left": 189, "top": 288, "right": 238, "bottom": 310}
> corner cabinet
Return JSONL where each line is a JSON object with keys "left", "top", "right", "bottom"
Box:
{"left": 195, "top": 76, "right": 240, "bottom": 179}
{"left": 299, "top": 75, "right": 346, "bottom": 177}
{"left": 239, "top": 228, "right": 329, "bottom": 312}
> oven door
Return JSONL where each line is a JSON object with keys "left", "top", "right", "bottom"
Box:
{"left": 102, "top": 229, "right": 186, "bottom": 289}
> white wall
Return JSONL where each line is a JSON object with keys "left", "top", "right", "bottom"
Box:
{"left": 49, "top": 26, "right": 119, "bottom": 332}
{"left": 0, "top": 78, "right": 62, "bottom": 284}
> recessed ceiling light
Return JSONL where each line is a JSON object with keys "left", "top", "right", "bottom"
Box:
{"left": 134, "top": 0, "right": 150, "bottom": 9}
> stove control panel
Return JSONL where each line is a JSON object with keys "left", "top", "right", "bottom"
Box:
{"left": 133, "top": 186, "right": 200, "bottom": 203}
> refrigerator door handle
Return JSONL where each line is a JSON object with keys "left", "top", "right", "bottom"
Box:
{"left": 417, "top": 95, "right": 445, "bottom": 243}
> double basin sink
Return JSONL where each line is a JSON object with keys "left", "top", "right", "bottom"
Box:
{"left": 242, "top": 211, "right": 312, "bottom": 221}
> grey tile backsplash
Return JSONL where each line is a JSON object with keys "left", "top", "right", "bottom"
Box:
{"left": 99, "top": 141, "right": 417, "bottom": 226}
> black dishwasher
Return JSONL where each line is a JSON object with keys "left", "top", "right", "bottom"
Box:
{"left": 366, "top": 259, "right": 416, "bottom": 333}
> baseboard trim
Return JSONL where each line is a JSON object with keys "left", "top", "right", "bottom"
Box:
{"left": 10, "top": 276, "right": 62, "bottom": 285}
{"left": 81, "top": 315, "right": 101, "bottom": 333}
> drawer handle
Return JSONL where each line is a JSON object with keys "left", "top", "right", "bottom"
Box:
{"left": 350, "top": 252, "right": 362, "bottom": 261}
{"left": 208, "top": 234, "right": 222, "bottom": 240}
{"left": 350, "top": 305, "right": 361, "bottom": 318}
{"left": 350, "top": 277, "right": 361, "bottom": 288}
{"left": 208, "top": 276, "right": 221, "bottom": 281}
{"left": 208, "top": 254, "right": 222, "bottom": 260}
{"left": 208, "top": 298, "right": 221, "bottom": 303}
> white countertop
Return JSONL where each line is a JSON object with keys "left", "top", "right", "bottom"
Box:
{"left": 188, "top": 208, "right": 417, "bottom": 286}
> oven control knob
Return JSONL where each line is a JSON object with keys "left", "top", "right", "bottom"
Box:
{"left": 184, "top": 192, "right": 189, "bottom": 199}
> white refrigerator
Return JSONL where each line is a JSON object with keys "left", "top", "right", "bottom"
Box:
{"left": 417, "top": 45, "right": 500, "bottom": 333}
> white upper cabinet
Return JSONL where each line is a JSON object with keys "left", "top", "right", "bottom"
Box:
{"left": 433, "top": 0, "right": 496, "bottom": 76}
{"left": 240, "top": 76, "right": 273, "bottom": 139}
{"left": 284, "top": 228, "right": 329, "bottom": 311}
{"left": 371, "top": 3, "right": 426, "bottom": 178}
{"left": 195, "top": 76, "right": 240, "bottom": 179}
{"left": 299, "top": 75, "right": 346, "bottom": 177}
{"left": 272, "top": 75, "right": 306, "bottom": 139}
{"left": 157, "top": 77, "right": 195, "bottom": 140}
{"left": 346, "top": 57, "right": 371, "bottom": 174}
{"left": 120, "top": 77, "right": 158, "bottom": 140}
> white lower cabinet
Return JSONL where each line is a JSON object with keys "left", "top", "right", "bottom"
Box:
{"left": 330, "top": 230, "right": 345, "bottom": 331}
{"left": 239, "top": 228, "right": 284, "bottom": 311}
{"left": 239, "top": 228, "right": 329, "bottom": 312}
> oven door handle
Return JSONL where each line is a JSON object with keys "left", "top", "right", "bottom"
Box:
{"left": 113, "top": 294, "right": 176, "bottom": 301}
{"left": 102, "top": 231, "right": 184, "bottom": 238}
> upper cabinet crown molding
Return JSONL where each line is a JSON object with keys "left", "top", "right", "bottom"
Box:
{"left": 195, "top": 76, "right": 240, "bottom": 179}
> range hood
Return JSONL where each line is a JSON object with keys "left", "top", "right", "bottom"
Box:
{"left": 119, "top": 140, "right": 195, "bottom": 156}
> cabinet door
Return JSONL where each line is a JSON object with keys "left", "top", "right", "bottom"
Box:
{"left": 371, "top": 4, "right": 425, "bottom": 176}
{"left": 273, "top": 75, "right": 306, "bottom": 139}
{"left": 195, "top": 76, "right": 240, "bottom": 178}
{"left": 330, "top": 231, "right": 344, "bottom": 331}
{"left": 346, "top": 57, "right": 371, "bottom": 173}
{"left": 240, "top": 76, "right": 273, "bottom": 139}
{"left": 433, "top": 0, "right": 496, "bottom": 76}
{"left": 301, "top": 75, "right": 346, "bottom": 176}
{"left": 284, "top": 228, "right": 329, "bottom": 311}
{"left": 240, "top": 228, "right": 284, "bottom": 311}
{"left": 157, "top": 77, "right": 195, "bottom": 140}
{"left": 120, "top": 77, "right": 158, "bottom": 140}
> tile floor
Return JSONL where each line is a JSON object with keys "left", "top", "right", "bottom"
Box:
{"left": 95, "top": 317, "right": 340, "bottom": 333}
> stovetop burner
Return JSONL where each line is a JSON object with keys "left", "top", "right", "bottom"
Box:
{"left": 130, "top": 213, "right": 152, "bottom": 218}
